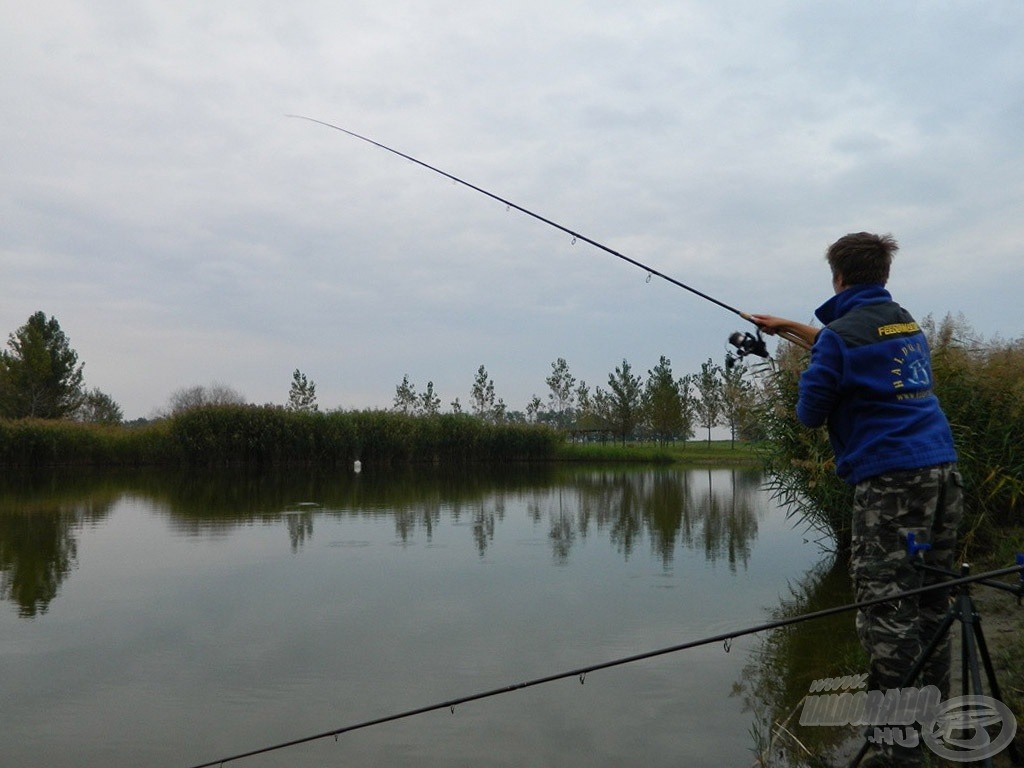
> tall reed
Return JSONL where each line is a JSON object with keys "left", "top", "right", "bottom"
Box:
{"left": 0, "top": 418, "right": 169, "bottom": 467}
{"left": 0, "top": 407, "right": 560, "bottom": 468}
{"left": 926, "top": 317, "right": 1024, "bottom": 550}
{"left": 752, "top": 347, "right": 853, "bottom": 553}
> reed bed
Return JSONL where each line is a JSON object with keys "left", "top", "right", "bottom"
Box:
{"left": 0, "top": 407, "right": 560, "bottom": 468}
{"left": 0, "top": 418, "right": 168, "bottom": 467}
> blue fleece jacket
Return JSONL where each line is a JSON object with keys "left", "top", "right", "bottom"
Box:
{"left": 798, "top": 283, "right": 957, "bottom": 485}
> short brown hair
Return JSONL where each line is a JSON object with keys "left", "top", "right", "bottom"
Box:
{"left": 826, "top": 232, "right": 898, "bottom": 285}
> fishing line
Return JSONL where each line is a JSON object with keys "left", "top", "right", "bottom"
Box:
{"left": 184, "top": 561, "right": 1023, "bottom": 768}
{"left": 286, "top": 115, "right": 810, "bottom": 352}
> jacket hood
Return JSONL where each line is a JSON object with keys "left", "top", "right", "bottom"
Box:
{"left": 814, "top": 283, "right": 892, "bottom": 325}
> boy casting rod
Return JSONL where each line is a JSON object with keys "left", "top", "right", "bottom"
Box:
{"left": 286, "top": 115, "right": 811, "bottom": 353}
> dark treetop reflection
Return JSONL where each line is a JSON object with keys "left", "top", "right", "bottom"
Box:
{"left": 0, "top": 465, "right": 766, "bottom": 617}
{"left": 0, "top": 473, "right": 117, "bottom": 616}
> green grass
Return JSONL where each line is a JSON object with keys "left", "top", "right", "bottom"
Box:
{"left": 555, "top": 439, "right": 759, "bottom": 464}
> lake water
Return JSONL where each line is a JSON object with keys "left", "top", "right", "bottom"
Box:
{"left": 0, "top": 465, "right": 858, "bottom": 768}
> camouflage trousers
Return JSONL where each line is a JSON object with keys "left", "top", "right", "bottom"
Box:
{"left": 850, "top": 463, "right": 963, "bottom": 767}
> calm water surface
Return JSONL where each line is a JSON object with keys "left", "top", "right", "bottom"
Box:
{"left": 0, "top": 465, "right": 856, "bottom": 768}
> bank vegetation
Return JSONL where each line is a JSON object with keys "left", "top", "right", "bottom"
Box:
{"left": 0, "top": 409, "right": 561, "bottom": 468}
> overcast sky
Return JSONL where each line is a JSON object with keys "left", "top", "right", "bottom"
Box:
{"left": 3, "top": 1, "right": 1022, "bottom": 419}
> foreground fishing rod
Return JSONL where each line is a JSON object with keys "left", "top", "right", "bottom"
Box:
{"left": 287, "top": 115, "right": 810, "bottom": 357}
{"left": 184, "top": 560, "right": 1024, "bottom": 768}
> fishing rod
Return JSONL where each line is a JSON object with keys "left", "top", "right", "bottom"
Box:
{"left": 286, "top": 115, "right": 811, "bottom": 355}
{"left": 184, "top": 560, "right": 1024, "bottom": 768}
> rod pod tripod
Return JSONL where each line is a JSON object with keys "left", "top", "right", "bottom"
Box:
{"left": 850, "top": 551, "right": 1024, "bottom": 768}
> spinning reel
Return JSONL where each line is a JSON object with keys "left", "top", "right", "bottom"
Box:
{"left": 725, "top": 329, "right": 769, "bottom": 369}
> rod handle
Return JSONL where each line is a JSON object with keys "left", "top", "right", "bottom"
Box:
{"left": 777, "top": 328, "right": 812, "bottom": 350}
{"left": 740, "top": 313, "right": 813, "bottom": 351}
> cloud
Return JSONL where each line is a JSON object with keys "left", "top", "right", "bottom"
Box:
{"left": 2, "top": 1, "right": 1022, "bottom": 419}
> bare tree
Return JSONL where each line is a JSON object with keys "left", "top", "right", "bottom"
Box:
{"left": 166, "top": 382, "right": 246, "bottom": 415}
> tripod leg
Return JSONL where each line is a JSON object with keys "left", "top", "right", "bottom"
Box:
{"left": 970, "top": 608, "right": 1024, "bottom": 767}
{"left": 947, "top": 596, "right": 999, "bottom": 768}
{"left": 961, "top": 594, "right": 987, "bottom": 698}
{"left": 915, "top": 606, "right": 958, "bottom": 693}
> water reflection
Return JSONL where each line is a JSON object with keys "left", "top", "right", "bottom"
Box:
{"left": 0, "top": 473, "right": 118, "bottom": 617}
{"left": 283, "top": 505, "right": 317, "bottom": 551}
{"left": 535, "top": 468, "right": 763, "bottom": 569}
{"left": 0, "top": 465, "right": 766, "bottom": 618}
{"left": 0, "top": 465, "right": 834, "bottom": 768}
{"left": 735, "top": 556, "right": 864, "bottom": 765}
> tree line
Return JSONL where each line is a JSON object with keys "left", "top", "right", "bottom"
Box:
{"left": 0, "top": 312, "right": 757, "bottom": 446}
{"left": 391, "top": 357, "right": 755, "bottom": 446}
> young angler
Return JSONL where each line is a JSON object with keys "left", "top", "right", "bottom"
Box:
{"left": 752, "top": 232, "right": 962, "bottom": 768}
